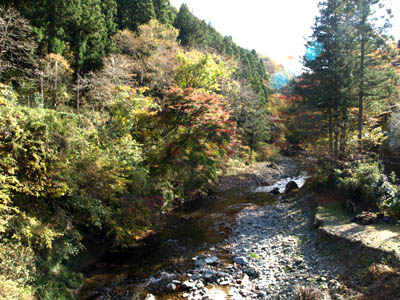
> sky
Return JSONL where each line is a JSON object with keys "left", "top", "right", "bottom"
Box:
{"left": 169, "top": 0, "right": 400, "bottom": 75}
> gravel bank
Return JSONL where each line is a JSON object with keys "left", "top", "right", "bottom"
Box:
{"left": 155, "top": 194, "right": 346, "bottom": 300}
{"left": 225, "top": 196, "right": 340, "bottom": 299}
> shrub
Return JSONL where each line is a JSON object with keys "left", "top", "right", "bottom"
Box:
{"left": 333, "top": 161, "right": 400, "bottom": 217}
{"left": 334, "top": 162, "right": 382, "bottom": 209}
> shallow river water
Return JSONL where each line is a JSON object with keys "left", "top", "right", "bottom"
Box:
{"left": 77, "top": 175, "right": 308, "bottom": 300}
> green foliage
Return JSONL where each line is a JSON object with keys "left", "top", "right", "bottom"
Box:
{"left": 0, "top": 276, "right": 34, "bottom": 300}
{"left": 116, "top": 0, "right": 156, "bottom": 31}
{"left": 173, "top": 3, "right": 269, "bottom": 101}
{"left": 333, "top": 161, "right": 400, "bottom": 218}
{"left": 0, "top": 83, "right": 18, "bottom": 106}
{"left": 296, "top": 0, "right": 398, "bottom": 157}
{"left": 153, "top": 0, "right": 174, "bottom": 25}
{"left": 373, "top": 174, "right": 400, "bottom": 217}
{"left": 307, "top": 167, "right": 332, "bottom": 191}
{"left": 0, "top": 100, "right": 149, "bottom": 293}
{"left": 6, "top": 0, "right": 117, "bottom": 74}
{"left": 334, "top": 162, "right": 382, "bottom": 208}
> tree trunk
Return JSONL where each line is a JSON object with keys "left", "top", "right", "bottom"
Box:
{"left": 40, "top": 71, "right": 44, "bottom": 99}
{"left": 358, "top": 34, "right": 365, "bottom": 144}
{"left": 53, "top": 60, "right": 58, "bottom": 108}
{"left": 334, "top": 106, "right": 339, "bottom": 156}
{"left": 328, "top": 107, "right": 333, "bottom": 154}
{"left": 76, "top": 74, "right": 80, "bottom": 110}
{"left": 340, "top": 106, "right": 348, "bottom": 155}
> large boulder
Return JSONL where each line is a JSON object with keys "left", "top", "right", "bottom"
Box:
{"left": 285, "top": 181, "right": 299, "bottom": 193}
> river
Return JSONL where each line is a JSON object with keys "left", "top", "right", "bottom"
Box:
{"left": 77, "top": 165, "right": 307, "bottom": 300}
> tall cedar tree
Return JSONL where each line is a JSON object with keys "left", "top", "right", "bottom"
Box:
{"left": 301, "top": 0, "right": 354, "bottom": 155}
{"left": 353, "top": 0, "right": 397, "bottom": 142}
{"left": 116, "top": 0, "right": 156, "bottom": 31}
{"left": 153, "top": 0, "right": 173, "bottom": 25}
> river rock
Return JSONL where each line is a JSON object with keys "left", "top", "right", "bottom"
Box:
{"left": 233, "top": 256, "right": 248, "bottom": 265}
{"left": 166, "top": 282, "right": 177, "bottom": 291}
{"left": 285, "top": 180, "right": 299, "bottom": 193}
{"left": 244, "top": 267, "right": 259, "bottom": 278}
{"left": 194, "top": 259, "right": 207, "bottom": 268}
{"left": 203, "top": 289, "right": 227, "bottom": 300}
{"left": 182, "top": 280, "right": 196, "bottom": 290}
{"left": 205, "top": 256, "right": 220, "bottom": 265}
{"left": 145, "top": 294, "right": 156, "bottom": 300}
{"left": 145, "top": 272, "right": 177, "bottom": 292}
{"left": 270, "top": 187, "right": 280, "bottom": 194}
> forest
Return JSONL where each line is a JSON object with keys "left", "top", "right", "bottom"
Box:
{"left": 0, "top": 0, "right": 400, "bottom": 299}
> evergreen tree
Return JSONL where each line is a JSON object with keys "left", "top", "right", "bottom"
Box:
{"left": 299, "top": 0, "right": 398, "bottom": 155}
{"left": 353, "top": 0, "right": 397, "bottom": 141}
{"left": 116, "top": 0, "right": 156, "bottom": 31}
{"left": 4, "top": 0, "right": 117, "bottom": 74}
{"left": 300, "top": 0, "right": 357, "bottom": 155}
{"left": 153, "top": 0, "right": 173, "bottom": 25}
{"left": 174, "top": 4, "right": 198, "bottom": 47}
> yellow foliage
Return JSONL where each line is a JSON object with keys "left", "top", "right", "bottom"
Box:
{"left": 0, "top": 276, "right": 34, "bottom": 300}
{"left": 0, "top": 83, "right": 18, "bottom": 106}
{"left": 41, "top": 54, "right": 73, "bottom": 74}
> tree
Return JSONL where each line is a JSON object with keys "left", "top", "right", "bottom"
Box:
{"left": 299, "top": 0, "right": 358, "bottom": 155}
{"left": 298, "top": 0, "right": 398, "bottom": 157}
{"left": 353, "top": 0, "right": 397, "bottom": 142}
{"left": 0, "top": 6, "right": 37, "bottom": 82}
{"left": 39, "top": 53, "right": 73, "bottom": 108}
{"left": 175, "top": 51, "right": 234, "bottom": 93}
{"left": 174, "top": 4, "right": 197, "bottom": 47}
{"left": 60, "top": 0, "right": 114, "bottom": 74}
{"left": 236, "top": 84, "right": 270, "bottom": 161}
{"left": 153, "top": 87, "right": 235, "bottom": 198}
{"left": 153, "top": 0, "right": 173, "bottom": 25}
{"left": 116, "top": 0, "right": 156, "bottom": 31}
{"left": 113, "top": 21, "right": 180, "bottom": 97}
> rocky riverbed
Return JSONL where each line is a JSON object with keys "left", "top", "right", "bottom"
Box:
{"left": 140, "top": 194, "right": 345, "bottom": 300}
{"left": 80, "top": 158, "right": 390, "bottom": 300}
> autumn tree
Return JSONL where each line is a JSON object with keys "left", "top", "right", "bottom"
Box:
{"left": 114, "top": 20, "right": 180, "bottom": 97}
{"left": 0, "top": 6, "right": 37, "bottom": 83}
{"left": 152, "top": 88, "right": 235, "bottom": 199}
{"left": 39, "top": 53, "right": 73, "bottom": 108}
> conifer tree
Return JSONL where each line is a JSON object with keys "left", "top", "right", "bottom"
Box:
{"left": 299, "top": 0, "right": 398, "bottom": 155}
{"left": 174, "top": 4, "right": 198, "bottom": 47}
{"left": 353, "top": 0, "right": 397, "bottom": 142}
{"left": 153, "top": 0, "right": 173, "bottom": 25}
{"left": 300, "top": 0, "right": 357, "bottom": 155}
{"left": 4, "top": 0, "right": 117, "bottom": 74}
{"left": 116, "top": 0, "right": 156, "bottom": 31}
